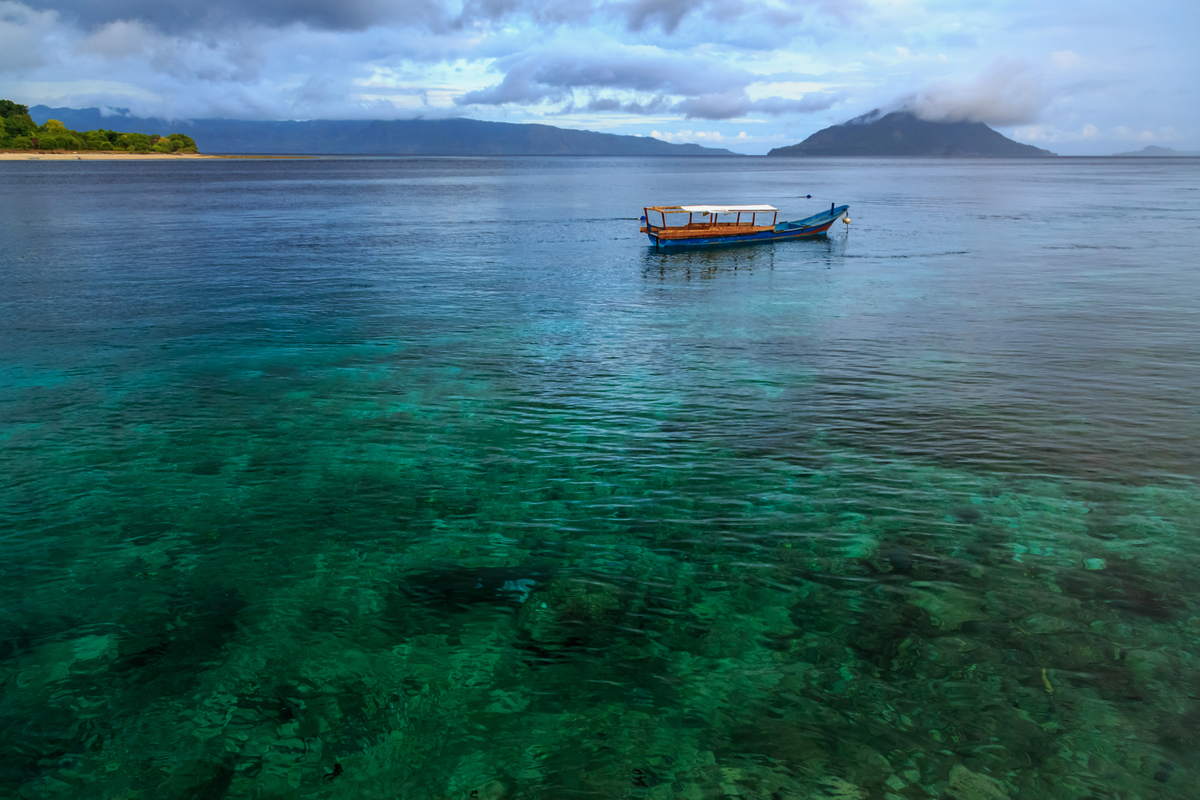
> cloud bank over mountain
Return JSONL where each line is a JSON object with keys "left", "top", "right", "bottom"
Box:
{"left": 903, "top": 61, "right": 1050, "bottom": 127}
{"left": 0, "top": 0, "right": 1195, "bottom": 153}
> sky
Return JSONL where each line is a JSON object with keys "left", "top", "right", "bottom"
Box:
{"left": 0, "top": 0, "right": 1195, "bottom": 154}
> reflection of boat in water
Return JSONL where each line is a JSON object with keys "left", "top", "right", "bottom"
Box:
{"left": 641, "top": 203, "right": 849, "bottom": 249}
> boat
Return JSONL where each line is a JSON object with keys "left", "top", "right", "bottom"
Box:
{"left": 641, "top": 203, "right": 849, "bottom": 249}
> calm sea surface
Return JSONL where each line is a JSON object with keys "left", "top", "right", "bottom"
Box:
{"left": 1, "top": 156, "right": 1199, "bottom": 799}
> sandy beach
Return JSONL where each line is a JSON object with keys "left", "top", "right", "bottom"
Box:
{"left": 0, "top": 151, "right": 305, "bottom": 160}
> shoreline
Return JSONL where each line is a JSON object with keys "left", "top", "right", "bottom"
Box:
{"left": 0, "top": 151, "right": 310, "bottom": 160}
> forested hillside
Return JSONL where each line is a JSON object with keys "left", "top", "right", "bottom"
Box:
{"left": 1, "top": 100, "right": 198, "bottom": 153}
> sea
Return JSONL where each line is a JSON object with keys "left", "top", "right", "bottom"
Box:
{"left": 1, "top": 155, "right": 1198, "bottom": 800}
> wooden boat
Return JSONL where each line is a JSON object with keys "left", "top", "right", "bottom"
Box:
{"left": 641, "top": 203, "right": 849, "bottom": 249}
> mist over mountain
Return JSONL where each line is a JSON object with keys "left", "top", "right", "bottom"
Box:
{"left": 28, "top": 106, "right": 736, "bottom": 156}
{"left": 769, "top": 111, "right": 1055, "bottom": 157}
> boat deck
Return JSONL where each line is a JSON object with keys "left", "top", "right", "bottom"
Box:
{"left": 639, "top": 223, "right": 775, "bottom": 240}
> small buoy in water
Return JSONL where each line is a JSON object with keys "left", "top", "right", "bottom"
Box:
{"left": 843, "top": 216, "right": 851, "bottom": 225}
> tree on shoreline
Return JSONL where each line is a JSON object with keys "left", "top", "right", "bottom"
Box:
{"left": 1, "top": 100, "right": 199, "bottom": 153}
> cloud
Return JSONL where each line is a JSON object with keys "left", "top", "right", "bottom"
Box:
{"left": 454, "top": 43, "right": 842, "bottom": 120}
{"left": 455, "top": 46, "right": 750, "bottom": 106}
{"left": 676, "top": 90, "right": 842, "bottom": 120}
{"left": 620, "top": 94, "right": 671, "bottom": 114}
{"left": 21, "top": 0, "right": 842, "bottom": 36}
{"left": 902, "top": 60, "right": 1050, "bottom": 126}
{"left": 652, "top": 128, "right": 747, "bottom": 144}
{"left": 564, "top": 93, "right": 671, "bottom": 114}
{"left": 75, "top": 19, "right": 156, "bottom": 59}
{"left": 0, "top": 0, "right": 58, "bottom": 69}
{"left": 454, "top": 0, "right": 594, "bottom": 29}
{"left": 22, "top": 0, "right": 449, "bottom": 33}
{"left": 1051, "top": 50, "right": 1082, "bottom": 70}
{"left": 585, "top": 97, "right": 621, "bottom": 112}
{"left": 0, "top": 6, "right": 458, "bottom": 120}
{"left": 619, "top": 0, "right": 696, "bottom": 33}
{"left": 454, "top": 0, "right": 842, "bottom": 36}
{"left": 650, "top": 128, "right": 789, "bottom": 146}
{"left": 673, "top": 91, "right": 749, "bottom": 120}
{"left": 749, "top": 93, "right": 842, "bottom": 116}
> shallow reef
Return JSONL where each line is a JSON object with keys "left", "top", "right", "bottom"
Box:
{"left": 3, "top": 379, "right": 1197, "bottom": 799}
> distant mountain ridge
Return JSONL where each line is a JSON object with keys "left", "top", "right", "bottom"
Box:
{"left": 1113, "top": 145, "right": 1200, "bottom": 157}
{"left": 29, "top": 106, "right": 736, "bottom": 156}
{"left": 769, "top": 111, "right": 1055, "bottom": 157}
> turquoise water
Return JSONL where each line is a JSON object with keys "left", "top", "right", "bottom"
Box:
{"left": 1, "top": 156, "right": 1199, "bottom": 799}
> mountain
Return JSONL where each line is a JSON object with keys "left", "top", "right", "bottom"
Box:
{"left": 1113, "top": 145, "right": 1200, "bottom": 157}
{"left": 28, "top": 106, "right": 736, "bottom": 156}
{"left": 768, "top": 110, "right": 1055, "bottom": 157}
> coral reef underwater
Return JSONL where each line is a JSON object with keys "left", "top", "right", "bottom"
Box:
{"left": 2, "top": 361, "right": 1196, "bottom": 800}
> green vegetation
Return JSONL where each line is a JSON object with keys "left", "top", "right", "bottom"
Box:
{"left": 0, "top": 99, "right": 198, "bottom": 153}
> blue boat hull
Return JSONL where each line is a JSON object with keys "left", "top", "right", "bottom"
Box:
{"left": 647, "top": 205, "right": 848, "bottom": 250}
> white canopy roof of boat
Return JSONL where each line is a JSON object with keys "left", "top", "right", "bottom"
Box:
{"left": 678, "top": 204, "right": 777, "bottom": 214}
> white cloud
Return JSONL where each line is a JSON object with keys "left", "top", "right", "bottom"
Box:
{"left": 1008, "top": 122, "right": 1187, "bottom": 152}
{"left": 650, "top": 128, "right": 787, "bottom": 146}
{"left": 1051, "top": 50, "right": 1082, "bottom": 70}
{"left": 1113, "top": 125, "right": 1178, "bottom": 143}
{"left": 904, "top": 59, "right": 1049, "bottom": 126}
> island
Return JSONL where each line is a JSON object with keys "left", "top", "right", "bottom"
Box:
{"left": 768, "top": 110, "right": 1056, "bottom": 157}
{"left": 1113, "top": 145, "right": 1200, "bottom": 157}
